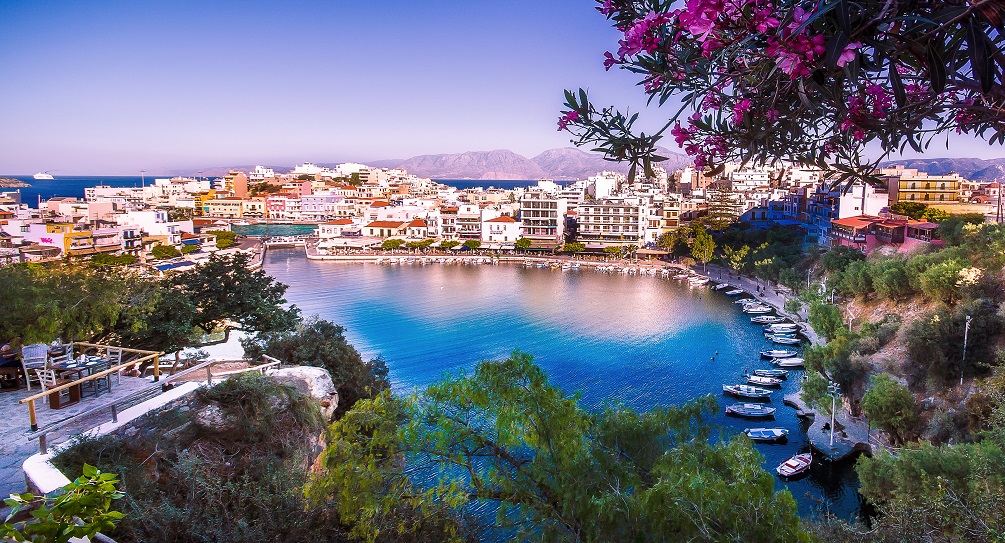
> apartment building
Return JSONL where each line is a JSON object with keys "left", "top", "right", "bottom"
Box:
{"left": 519, "top": 191, "right": 567, "bottom": 246}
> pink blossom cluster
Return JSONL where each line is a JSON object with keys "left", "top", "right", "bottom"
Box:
{"left": 557, "top": 110, "right": 580, "bottom": 131}
{"left": 732, "top": 98, "right": 752, "bottom": 123}
{"left": 839, "top": 84, "right": 893, "bottom": 139}
{"left": 670, "top": 118, "right": 725, "bottom": 168}
{"left": 617, "top": 11, "right": 672, "bottom": 58}
{"left": 765, "top": 7, "right": 826, "bottom": 78}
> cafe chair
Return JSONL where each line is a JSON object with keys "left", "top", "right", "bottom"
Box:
{"left": 35, "top": 368, "right": 72, "bottom": 400}
{"left": 20, "top": 344, "right": 49, "bottom": 391}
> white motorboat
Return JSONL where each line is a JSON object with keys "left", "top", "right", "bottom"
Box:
{"left": 770, "top": 336, "right": 802, "bottom": 345}
{"left": 33, "top": 172, "right": 54, "bottom": 180}
{"left": 772, "top": 357, "right": 805, "bottom": 368}
{"left": 764, "top": 324, "right": 799, "bottom": 333}
{"left": 761, "top": 349, "right": 798, "bottom": 359}
{"left": 723, "top": 384, "right": 774, "bottom": 399}
{"left": 751, "top": 316, "right": 786, "bottom": 324}
{"left": 777, "top": 453, "right": 812, "bottom": 477}
{"left": 712, "top": 283, "right": 731, "bottom": 290}
{"left": 689, "top": 277, "right": 710, "bottom": 286}
{"left": 753, "top": 369, "right": 789, "bottom": 379}
{"left": 744, "top": 428, "right": 789, "bottom": 443}
{"left": 724, "top": 289, "right": 745, "bottom": 296}
{"left": 746, "top": 374, "right": 783, "bottom": 387}
{"left": 745, "top": 306, "right": 774, "bottom": 314}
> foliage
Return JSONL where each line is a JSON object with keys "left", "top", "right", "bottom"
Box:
{"left": 180, "top": 244, "right": 198, "bottom": 254}
{"left": 809, "top": 302, "right": 844, "bottom": 342}
{"left": 717, "top": 226, "right": 806, "bottom": 283}
{"left": 720, "top": 243, "right": 749, "bottom": 272}
{"left": 855, "top": 437, "right": 1005, "bottom": 541}
{"left": 166, "top": 207, "right": 195, "bottom": 221}
{"left": 439, "top": 240, "right": 460, "bottom": 250}
{"left": 515, "top": 237, "right": 532, "bottom": 251}
{"left": 690, "top": 225, "right": 715, "bottom": 268}
{"left": 242, "top": 316, "right": 388, "bottom": 417}
{"left": 306, "top": 352, "right": 810, "bottom": 543}
{"left": 89, "top": 253, "right": 138, "bottom": 267}
{"left": 819, "top": 245, "right": 864, "bottom": 273}
{"left": 889, "top": 201, "right": 929, "bottom": 220}
{"left": 561, "top": 0, "right": 1005, "bottom": 185}
{"left": 603, "top": 245, "right": 622, "bottom": 255}
{"left": 905, "top": 299, "right": 1005, "bottom": 389}
{"left": 51, "top": 374, "right": 340, "bottom": 543}
{"left": 115, "top": 253, "right": 299, "bottom": 358}
{"left": 0, "top": 263, "right": 138, "bottom": 344}
{"left": 937, "top": 213, "right": 987, "bottom": 246}
{"left": 150, "top": 244, "right": 180, "bottom": 260}
{"left": 862, "top": 374, "right": 918, "bottom": 445}
{"left": 704, "top": 189, "right": 739, "bottom": 231}
{"left": 406, "top": 239, "right": 435, "bottom": 250}
{"left": 208, "top": 230, "right": 237, "bottom": 249}
{"left": 920, "top": 207, "right": 952, "bottom": 223}
{"left": 381, "top": 239, "right": 405, "bottom": 251}
{"left": 918, "top": 258, "right": 970, "bottom": 305}
{"left": 562, "top": 241, "right": 586, "bottom": 254}
{"left": 461, "top": 239, "right": 481, "bottom": 250}
{"left": 1, "top": 464, "right": 125, "bottom": 543}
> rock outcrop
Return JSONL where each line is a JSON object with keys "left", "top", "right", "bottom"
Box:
{"left": 269, "top": 366, "right": 340, "bottom": 420}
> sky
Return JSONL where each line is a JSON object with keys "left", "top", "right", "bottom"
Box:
{"left": 0, "top": 0, "right": 1001, "bottom": 175}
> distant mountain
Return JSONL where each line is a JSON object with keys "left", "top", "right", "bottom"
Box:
{"left": 379, "top": 147, "right": 692, "bottom": 180}
{"left": 881, "top": 157, "right": 1005, "bottom": 182}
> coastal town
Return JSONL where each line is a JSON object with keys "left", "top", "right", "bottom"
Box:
{"left": 0, "top": 161, "right": 989, "bottom": 266}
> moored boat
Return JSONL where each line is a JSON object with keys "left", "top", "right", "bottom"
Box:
{"left": 724, "top": 289, "right": 744, "bottom": 296}
{"left": 746, "top": 374, "right": 783, "bottom": 387}
{"left": 764, "top": 323, "right": 799, "bottom": 333}
{"left": 723, "top": 384, "right": 773, "bottom": 399}
{"left": 726, "top": 403, "right": 776, "bottom": 418}
{"left": 772, "top": 357, "right": 805, "bottom": 368}
{"left": 712, "top": 283, "right": 730, "bottom": 290}
{"left": 744, "top": 428, "right": 789, "bottom": 443}
{"left": 776, "top": 453, "right": 813, "bottom": 477}
{"left": 745, "top": 305, "right": 774, "bottom": 314}
{"left": 689, "top": 277, "right": 710, "bottom": 286}
{"left": 761, "top": 349, "right": 798, "bottom": 359}
{"left": 770, "top": 336, "right": 802, "bottom": 345}
{"left": 753, "top": 368, "right": 789, "bottom": 379}
{"left": 751, "top": 316, "right": 786, "bottom": 324}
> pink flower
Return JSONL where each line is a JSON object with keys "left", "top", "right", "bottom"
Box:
{"left": 597, "top": 0, "right": 617, "bottom": 16}
{"left": 557, "top": 111, "right": 580, "bottom": 131}
{"left": 732, "top": 98, "right": 752, "bottom": 123}
{"left": 836, "top": 41, "right": 860, "bottom": 67}
{"left": 603, "top": 51, "right": 619, "bottom": 70}
{"left": 671, "top": 122, "right": 692, "bottom": 146}
{"left": 765, "top": 109, "right": 780, "bottom": 121}
{"left": 617, "top": 11, "right": 671, "bottom": 58}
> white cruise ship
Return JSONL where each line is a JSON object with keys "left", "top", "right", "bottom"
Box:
{"left": 33, "top": 172, "right": 54, "bottom": 180}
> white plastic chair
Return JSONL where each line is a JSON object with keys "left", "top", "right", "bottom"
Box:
{"left": 20, "top": 343, "right": 49, "bottom": 391}
{"left": 34, "top": 368, "right": 72, "bottom": 402}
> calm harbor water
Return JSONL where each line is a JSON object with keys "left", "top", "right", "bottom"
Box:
{"left": 261, "top": 247, "right": 864, "bottom": 520}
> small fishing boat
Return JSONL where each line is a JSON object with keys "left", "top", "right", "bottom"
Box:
{"left": 723, "top": 384, "right": 773, "bottom": 399}
{"left": 673, "top": 273, "right": 689, "bottom": 280}
{"left": 776, "top": 453, "right": 813, "bottom": 477}
{"left": 570, "top": 263, "right": 580, "bottom": 270}
{"left": 689, "top": 277, "right": 710, "bottom": 286}
{"left": 712, "top": 283, "right": 731, "bottom": 290}
{"left": 744, "top": 428, "right": 789, "bottom": 443}
{"left": 764, "top": 323, "right": 799, "bottom": 333}
{"left": 745, "top": 306, "right": 774, "bottom": 314}
{"left": 772, "top": 357, "right": 805, "bottom": 368}
{"left": 770, "top": 336, "right": 802, "bottom": 345}
{"left": 726, "top": 403, "right": 776, "bottom": 418}
{"left": 746, "top": 374, "right": 783, "bottom": 387}
{"left": 764, "top": 332, "right": 797, "bottom": 339}
{"left": 724, "top": 289, "right": 745, "bottom": 296}
{"left": 761, "top": 349, "right": 798, "bottom": 359}
{"left": 753, "top": 369, "right": 789, "bottom": 379}
{"left": 751, "top": 316, "right": 786, "bottom": 324}
{"left": 735, "top": 298, "right": 756, "bottom": 305}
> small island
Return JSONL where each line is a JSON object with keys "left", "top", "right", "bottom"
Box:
{"left": 0, "top": 177, "right": 30, "bottom": 188}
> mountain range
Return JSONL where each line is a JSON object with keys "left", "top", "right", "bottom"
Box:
{"left": 881, "top": 157, "right": 1005, "bottom": 182}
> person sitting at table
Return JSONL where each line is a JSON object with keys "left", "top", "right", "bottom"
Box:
{"left": 0, "top": 344, "right": 21, "bottom": 388}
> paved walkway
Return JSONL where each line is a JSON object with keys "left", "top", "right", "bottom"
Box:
{"left": 0, "top": 376, "right": 152, "bottom": 499}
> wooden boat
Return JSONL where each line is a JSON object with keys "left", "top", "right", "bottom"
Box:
{"left": 746, "top": 374, "right": 783, "bottom": 387}
{"left": 776, "top": 453, "right": 812, "bottom": 477}
{"left": 772, "top": 357, "right": 805, "bottom": 368}
{"left": 726, "top": 403, "right": 776, "bottom": 418}
{"left": 770, "top": 336, "right": 802, "bottom": 345}
{"left": 761, "top": 349, "right": 798, "bottom": 359}
{"left": 751, "top": 316, "right": 785, "bottom": 324}
{"left": 753, "top": 368, "right": 789, "bottom": 379}
{"left": 724, "top": 289, "right": 745, "bottom": 296}
{"left": 722, "top": 384, "right": 773, "bottom": 399}
{"left": 744, "top": 428, "right": 789, "bottom": 443}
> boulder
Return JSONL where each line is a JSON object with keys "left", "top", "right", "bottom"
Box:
{"left": 193, "top": 403, "right": 240, "bottom": 433}
{"left": 269, "top": 366, "right": 339, "bottom": 418}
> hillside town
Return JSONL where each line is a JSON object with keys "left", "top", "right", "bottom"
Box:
{"left": 0, "top": 161, "right": 996, "bottom": 266}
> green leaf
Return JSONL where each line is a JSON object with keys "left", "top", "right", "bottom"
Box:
{"left": 927, "top": 45, "right": 947, "bottom": 93}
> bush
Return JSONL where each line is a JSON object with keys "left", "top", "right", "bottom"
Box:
{"left": 862, "top": 374, "right": 917, "bottom": 445}
{"left": 150, "top": 244, "right": 180, "bottom": 260}
{"left": 208, "top": 230, "right": 237, "bottom": 249}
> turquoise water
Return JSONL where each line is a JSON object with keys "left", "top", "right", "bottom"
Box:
{"left": 262, "top": 248, "right": 863, "bottom": 519}
{"left": 233, "top": 224, "right": 318, "bottom": 237}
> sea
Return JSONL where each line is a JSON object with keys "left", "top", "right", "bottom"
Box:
{"left": 0, "top": 175, "right": 543, "bottom": 206}
{"left": 237, "top": 246, "right": 864, "bottom": 521}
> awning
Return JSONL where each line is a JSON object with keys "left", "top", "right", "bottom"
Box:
{"left": 487, "top": 243, "right": 502, "bottom": 250}
{"left": 636, "top": 249, "right": 668, "bottom": 255}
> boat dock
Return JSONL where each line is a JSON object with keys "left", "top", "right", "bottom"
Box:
{"left": 784, "top": 390, "right": 872, "bottom": 461}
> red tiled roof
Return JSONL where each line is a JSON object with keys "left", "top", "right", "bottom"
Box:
{"left": 831, "top": 215, "right": 880, "bottom": 229}
{"left": 325, "top": 219, "right": 353, "bottom": 225}
{"left": 408, "top": 219, "right": 427, "bottom": 227}
{"left": 181, "top": 232, "right": 199, "bottom": 240}
{"left": 370, "top": 201, "right": 390, "bottom": 207}
{"left": 486, "top": 216, "right": 517, "bottom": 223}
{"left": 365, "top": 220, "right": 406, "bottom": 228}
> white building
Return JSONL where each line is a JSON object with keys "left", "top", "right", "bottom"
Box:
{"left": 482, "top": 215, "right": 521, "bottom": 243}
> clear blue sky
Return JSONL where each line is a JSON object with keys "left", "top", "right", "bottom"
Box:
{"left": 0, "top": 0, "right": 999, "bottom": 174}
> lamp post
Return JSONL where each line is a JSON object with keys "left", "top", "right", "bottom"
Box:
{"left": 846, "top": 307, "right": 857, "bottom": 332}
{"left": 830, "top": 288, "right": 837, "bottom": 304}
{"left": 961, "top": 315, "right": 972, "bottom": 386}
{"left": 828, "top": 381, "right": 841, "bottom": 448}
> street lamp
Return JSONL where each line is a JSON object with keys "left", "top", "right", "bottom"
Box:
{"left": 961, "top": 315, "right": 972, "bottom": 386}
{"left": 830, "top": 288, "right": 838, "bottom": 304}
{"left": 846, "top": 307, "right": 857, "bottom": 332}
{"left": 828, "top": 381, "right": 841, "bottom": 448}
